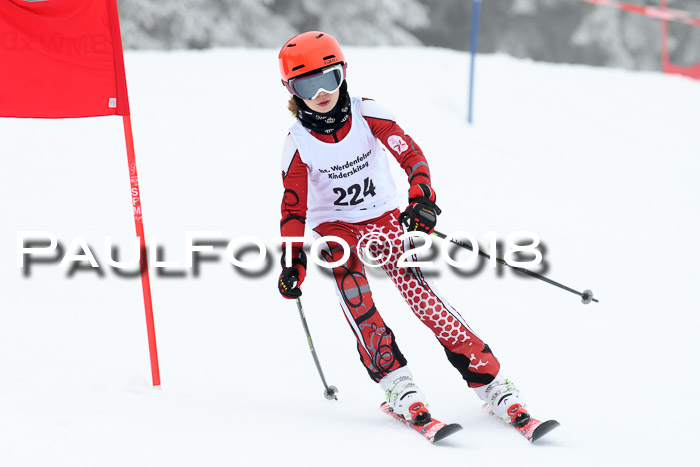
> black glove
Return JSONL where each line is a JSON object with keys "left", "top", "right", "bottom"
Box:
{"left": 400, "top": 184, "right": 441, "bottom": 234}
{"left": 278, "top": 248, "right": 307, "bottom": 299}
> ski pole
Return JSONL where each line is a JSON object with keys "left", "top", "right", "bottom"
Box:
{"left": 432, "top": 230, "right": 598, "bottom": 304}
{"left": 295, "top": 297, "right": 339, "bottom": 400}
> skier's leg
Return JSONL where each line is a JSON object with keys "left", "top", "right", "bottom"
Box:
{"left": 363, "top": 210, "right": 502, "bottom": 386}
{"left": 314, "top": 221, "right": 431, "bottom": 421}
{"left": 312, "top": 221, "right": 407, "bottom": 383}
{"left": 362, "top": 211, "right": 531, "bottom": 422}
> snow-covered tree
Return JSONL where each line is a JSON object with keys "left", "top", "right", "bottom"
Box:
{"left": 118, "top": 0, "right": 297, "bottom": 49}
{"left": 269, "top": 0, "right": 429, "bottom": 46}
{"left": 115, "top": 0, "right": 700, "bottom": 72}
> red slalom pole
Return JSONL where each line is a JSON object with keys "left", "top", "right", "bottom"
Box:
{"left": 122, "top": 115, "right": 161, "bottom": 387}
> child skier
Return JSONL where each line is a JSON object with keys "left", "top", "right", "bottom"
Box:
{"left": 276, "top": 31, "right": 534, "bottom": 432}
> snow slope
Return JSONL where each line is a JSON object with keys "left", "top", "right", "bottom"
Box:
{"left": 1, "top": 47, "right": 699, "bottom": 466}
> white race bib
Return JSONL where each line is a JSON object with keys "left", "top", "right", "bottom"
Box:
{"left": 289, "top": 97, "right": 401, "bottom": 228}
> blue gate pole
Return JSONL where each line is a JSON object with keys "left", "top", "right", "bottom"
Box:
{"left": 468, "top": 0, "right": 482, "bottom": 124}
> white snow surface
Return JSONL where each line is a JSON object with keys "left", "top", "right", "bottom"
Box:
{"left": 1, "top": 47, "right": 699, "bottom": 466}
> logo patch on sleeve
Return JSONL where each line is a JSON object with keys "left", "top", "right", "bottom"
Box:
{"left": 387, "top": 135, "right": 409, "bottom": 155}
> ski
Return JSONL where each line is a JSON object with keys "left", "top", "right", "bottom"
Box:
{"left": 516, "top": 418, "right": 560, "bottom": 442}
{"left": 380, "top": 402, "right": 462, "bottom": 444}
{"left": 483, "top": 405, "right": 560, "bottom": 443}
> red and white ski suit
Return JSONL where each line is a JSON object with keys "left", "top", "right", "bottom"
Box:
{"left": 280, "top": 98, "right": 500, "bottom": 387}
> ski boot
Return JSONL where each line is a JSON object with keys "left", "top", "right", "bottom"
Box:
{"left": 473, "top": 374, "right": 530, "bottom": 427}
{"left": 379, "top": 366, "right": 431, "bottom": 426}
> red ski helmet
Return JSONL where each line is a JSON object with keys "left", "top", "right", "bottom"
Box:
{"left": 279, "top": 31, "right": 346, "bottom": 88}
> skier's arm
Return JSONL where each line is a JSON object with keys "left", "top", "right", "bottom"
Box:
{"left": 278, "top": 135, "right": 308, "bottom": 298}
{"left": 361, "top": 98, "right": 432, "bottom": 186}
{"left": 280, "top": 134, "right": 308, "bottom": 250}
{"left": 362, "top": 99, "right": 440, "bottom": 233}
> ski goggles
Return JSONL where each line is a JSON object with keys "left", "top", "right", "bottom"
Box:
{"left": 284, "top": 63, "right": 346, "bottom": 100}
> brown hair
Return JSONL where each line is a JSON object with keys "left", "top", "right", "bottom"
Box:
{"left": 287, "top": 96, "right": 299, "bottom": 117}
